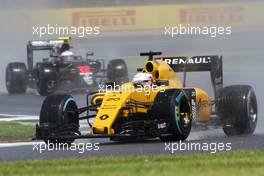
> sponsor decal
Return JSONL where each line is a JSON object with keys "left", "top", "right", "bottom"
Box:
{"left": 197, "top": 98, "right": 211, "bottom": 110}
{"left": 31, "top": 40, "right": 64, "bottom": 47}
{"left": 180, "top": 6, "right": 243, "bottom": 24}
{"left": 106, "top": 97, "right": 121, "bottom": 101}
{"left": 164, "top": 56, "right": 211, "bottom": 65}
{"left": 102, "top": 105, "right": 117, "bottom": 109}
{"left": 72, "top": 10, "right": 136, "bottom": 28}
{"left": 191, "top": 91, "right": 197, "bottom": 121}
{"left": 157, "top": 122, "right": 167, "bottom": 129}
{"left": 99, "top": 114, "right": 109, "bottom": 120}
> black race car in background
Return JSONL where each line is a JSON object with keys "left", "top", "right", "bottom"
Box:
{"left": 6, "top": 38, "right": 128, "bottom": 96}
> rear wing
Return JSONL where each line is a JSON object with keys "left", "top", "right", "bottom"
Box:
{"left": 160, "top": 55, "right": 223, "bottom": 98}
{"left": 28, "top": 40, "right": 64, "bottom": 50}
{"left": 27, "top": 40, "right": 65, "bottom": 71}
{"left": 140, "top": 52, "right": 223, "bottom": 99}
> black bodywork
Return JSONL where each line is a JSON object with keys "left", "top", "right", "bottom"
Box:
{"left": 6, "top": 39, "right": 128, "bottom": 96}
{"left": 27, "top": 40, "right": 105, "bottom": 95}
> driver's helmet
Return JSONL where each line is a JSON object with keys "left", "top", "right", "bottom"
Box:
{"left": 60, "top": 42, "right": 70, "bottom": 53}
{"left": 60, "top": 50, "right": 75, "bottom": 62}
{"left": 132, "top": 72, "right": 153, "bottom": 87}
{"left": 60, "top": 50, "right": 74, "bottom": 57}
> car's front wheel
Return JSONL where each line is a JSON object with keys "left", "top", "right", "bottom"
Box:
{"left": 151, "top": 89, "right": 192, "bottom": 142}
{"left": 37, "top": 94, "right": 80, "bottom": 145}
{"left": 36, "top": 63, "right": 57, "bottom": 96}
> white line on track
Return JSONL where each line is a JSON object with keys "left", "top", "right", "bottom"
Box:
{"left": 0, "top": 141, "right": 44, "bottom": 148}
{"left": 0, "top": 114, "right": 37, "bottom": 117}
{"left": 0, "top": 114, "right": 39, "bottom": 121}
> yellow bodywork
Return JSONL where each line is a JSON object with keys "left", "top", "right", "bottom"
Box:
{"left": 92, "top": 59, "right": 212, "bottom": 135}
{"left": 57, "top": 36, "right": 71, "bottom": 42}
{"left": 194, "top": 88, "right": 212, "bottom": 122}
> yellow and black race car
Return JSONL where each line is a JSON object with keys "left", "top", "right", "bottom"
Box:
{"left": 35, "top": 51, "right": 258, "bottom": 144}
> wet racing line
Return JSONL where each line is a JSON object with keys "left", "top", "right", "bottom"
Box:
{"left": 0, "top": 93, "right": 263, "bottom": 161}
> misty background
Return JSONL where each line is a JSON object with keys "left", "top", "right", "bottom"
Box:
{"left": 0, "top": 0, "right": 263, "bottom": 132}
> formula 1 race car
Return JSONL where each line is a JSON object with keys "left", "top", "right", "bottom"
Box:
{"left": 6, "top": 37, "right": 128, "bottom": 96}
{"left": 35, "top": 51, "right": 258, "bottom": 144}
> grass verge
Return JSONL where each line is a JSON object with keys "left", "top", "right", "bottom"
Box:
{"left": 0, "top": 150, "right": 263, "bottom": 176}
{"left": 0, "top": 121, "right": 35, "bottom": 142}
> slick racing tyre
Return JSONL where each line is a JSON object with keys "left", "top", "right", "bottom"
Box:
{"left": 36, "top": 63, "right": 57, "bottom": 96}
{"left": 152, "top": 89, "right": 192, "bottom": 142}
{"left": 38, "top": 94, "right": 80, "bottom": 145}
{"left": 218, "top": 85, "right": 257, "bottom": 136}
{"left": 107, "top": 59, "right": 128, "bottom": 84}
{"left": 6, "top": 62, "right": 27, "bottom": 94}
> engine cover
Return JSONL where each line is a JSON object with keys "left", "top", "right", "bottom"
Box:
{"left": 194, "top": 88, "right": 212, "bottom": 122}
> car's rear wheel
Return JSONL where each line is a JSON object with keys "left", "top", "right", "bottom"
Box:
{"left": 218, "top": 85, "right": 257, "bottom": 136}
{"left": 6, "top": 62, "right": 27, "bottom": 94}
{"left": 38, "top": 94, "right": 80, "bottom": 145}
{"left": 152, "top": 89, "right": 192, "bottom": 142}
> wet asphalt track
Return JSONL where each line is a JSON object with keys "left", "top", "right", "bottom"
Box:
{"left": 0, "top": 91, "right": 263, "bottom": 161}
